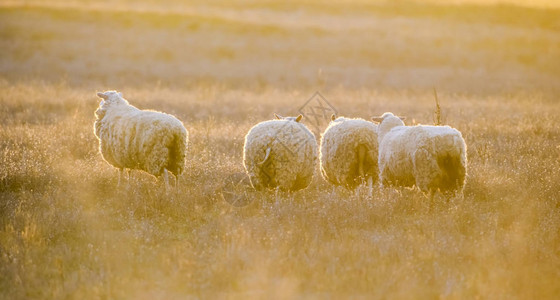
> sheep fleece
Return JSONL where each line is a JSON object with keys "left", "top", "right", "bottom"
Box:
{"left": 379, "top": 124, "right": 467, "bottom": 194}
{"left": 320, "top": 118, "right": 378, "bottom": 188}
{"left": 243, "top": 120, "right": 317, "bottom": 191}
{"left": 94, "top": 101, "right": 188, "bottom": 177}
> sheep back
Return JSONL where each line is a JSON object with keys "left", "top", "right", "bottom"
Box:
{"left": 243, "top": 119, "right": 317, "bottom": 191}
{"left": 320, "top": 118, "right": 378, "bottom": 189}
{"left": 94, "top": 105, "right": 188, "bottom": 177}
{"left": 379, "top": 125, "right": 466, "bottom": 194}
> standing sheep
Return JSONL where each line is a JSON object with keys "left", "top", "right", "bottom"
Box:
{"left": 243, "top": 114, "right": 317, "bottom": 192}
{"left": 372, "top": 112, "right": 467, "bottom": 196}
{"left": 320, "top": 115, "right": 378, "bottom": 196}
{"left": 94, "top": 91, "right": 188, "bottom": 189}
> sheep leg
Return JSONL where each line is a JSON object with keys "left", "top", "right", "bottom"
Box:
{"left": 174, "top": 174, "right": 179, "bottom": 197}
{"left": 126, "top": 169, "right": 132, "bottom": 191}
{"left": 379, "top": 166, "right": 389, "bottom": 190}
{"left": 357, "top": 144, "right": 366, "bottom": 184}
{"left": 118, "top": 168, "right": 130, "bottom": 190}
{"left": 163, "top": 168, "right": 170, "bottom": 194}
{"left": 117, "top": 168, "right": 123, "bottom": 187}
{"left": 428, "top": 190, "right": 436, "bottom": 212}
{"left": 367, "top": 176, "right": 373, "bottom": 198}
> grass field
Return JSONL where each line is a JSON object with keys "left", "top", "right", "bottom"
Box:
{"left": 1, "top": 0, "right": 559, "bottom": 298}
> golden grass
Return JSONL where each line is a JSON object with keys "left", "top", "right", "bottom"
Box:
{"left": 1, "top": 1, "right": 559, "bottom": 298}
{"left": 1, "top": 82, "right": 559, "bottom": 298}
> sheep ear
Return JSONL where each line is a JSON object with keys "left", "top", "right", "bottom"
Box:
{"left": 274, "top": 113, "right": 282, "bottom": 120}
{"left": 97, "top": 92, "right": 109, "bottom": 100}
{"left": 331, "top": 114, "right": 336, "bottom": 121}
{"left": 399, "top": 116, "right": 406, "bottom": 120}
{"left": 295, "top": 114, "right": 303, "bottom": 122}
{"left": 371, "top": 117, "right": 383, "bottom": 123}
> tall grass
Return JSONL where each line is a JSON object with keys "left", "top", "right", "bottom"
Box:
{"left": 1, "top": 82, "right": 559, "bottom": 298}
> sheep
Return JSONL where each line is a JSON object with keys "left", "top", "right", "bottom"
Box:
{"left": 94, "top": 91, "right": 188, "bottom": 190}
{"left": 371, "top": 112, "right": 467, "bottom": 196}
{"left": 319, "top": 115, "right": 378, "bottom": 197}
{"left": 243, "top": 114, "right": 317, "bottom": 192}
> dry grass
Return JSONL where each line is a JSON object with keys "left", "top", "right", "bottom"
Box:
{"left": 1, "top": 1, "right": 559, "bottom": 299}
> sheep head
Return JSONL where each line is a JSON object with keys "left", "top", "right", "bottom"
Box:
{"left": 372, "top": 112, "right": 406, "bottom": 142}
{"left": 274, "top": 113, "right": 303, "bottom": 123}
{"left": 371, "top": 112, "right": 406, "bottom": 124}
{"left": 96, "top": 91, "right": 127, "bottom": 108}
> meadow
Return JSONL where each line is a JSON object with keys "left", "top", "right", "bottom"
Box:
{"left": 1, "top": 0, "right": 559, "bottom": 298}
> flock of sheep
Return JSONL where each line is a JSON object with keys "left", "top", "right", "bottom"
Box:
{"left": 94, "top": 91, "right": 467, "bottom": 198}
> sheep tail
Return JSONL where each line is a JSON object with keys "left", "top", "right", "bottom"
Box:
{"left": 167, "top": 128, "right": 187, "bottom": 176}
{"left": 437, "top": 152, "right": 466, "bottom": 192}
{"left": 258, "top": 147, "right": 272, "bottom": 165}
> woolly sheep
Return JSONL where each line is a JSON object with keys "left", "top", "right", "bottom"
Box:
{"left": 319, "top": 115, "right": 378, "bottom": 195}
{"left": 372, "top": 112, "right": 467, "bottom": 196}
{"left": 94, "top": 91, "right": 188, "bottom": 189}
{"left": 243, "top": 114, "right": 317, "bottom": 192}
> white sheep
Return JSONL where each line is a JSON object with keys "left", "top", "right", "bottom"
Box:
{"left": 94, "top": 91, "right": 188, "bottom": 190}
{"left": 243, "top": 114, "right": 317, "bottom": 192}
{"left": 319, "top": 115, "right": 378, "bottom": 196}
{"left": 372, "top": 112, "right": 467, "bottom": 196}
